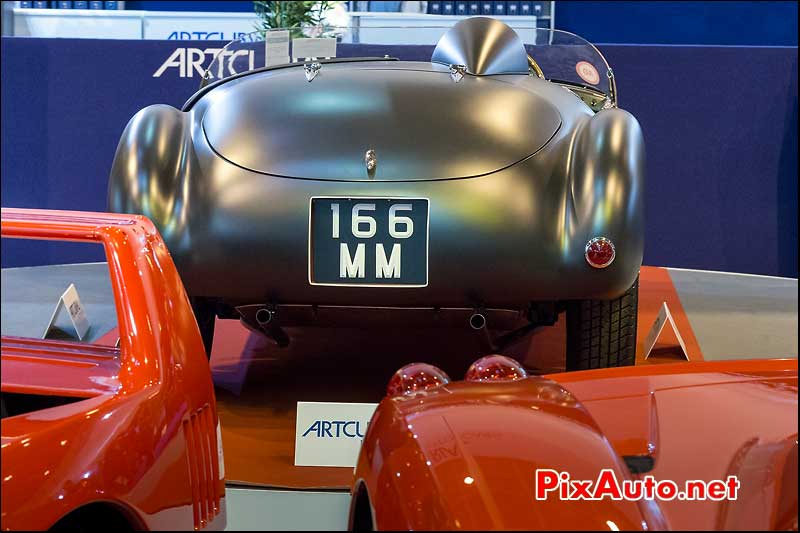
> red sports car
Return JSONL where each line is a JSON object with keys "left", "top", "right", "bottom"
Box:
{"left": 1, "top": 209, "right": 226, "bottom": 531}
{"left": 350, "top": 355, "right": 797, "bottom": 530}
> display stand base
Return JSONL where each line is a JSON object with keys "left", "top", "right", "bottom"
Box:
{"left": 211, "top": 266, "right": 704, "bottom": 489}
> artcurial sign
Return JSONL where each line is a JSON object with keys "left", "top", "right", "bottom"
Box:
{"left": 294, "top": 401, "right": 378, "bottom": 468}
{"left": 153, "top": 47, "right": 255, "bottom": 79}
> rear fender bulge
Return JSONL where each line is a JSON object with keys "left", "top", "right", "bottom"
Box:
{"left": 108, "top": 104, "right": 197, "bottom": 255}
{"left": 355, "top": 399, "right": 454, "bottom": 530}
{"left": 0, "top": 393, "right": 162, "bottom": 529}
{"left": 568, "top": 108, "right": 645, "bottom": 289}
{"left": 716, "top": 434, "right": 798, "bottom": 530}
{"left": 358, "top": 378, "right": 663, "bottom": 530}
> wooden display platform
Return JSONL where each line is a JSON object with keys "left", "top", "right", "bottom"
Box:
{"left": 210, "top": 266, "right": 703, "bottom": 489}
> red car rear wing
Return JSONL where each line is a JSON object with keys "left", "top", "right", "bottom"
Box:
{"left": 1, "top": 208, "right": 204, "bottom": 393}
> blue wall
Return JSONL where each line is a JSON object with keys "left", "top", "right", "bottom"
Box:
{"left": 124, "top": 1, "right": 799, "bottom": 45}
{"left": 556, "top": 1, "right": 798, "bottom": 46}
{"left": 1, "top": 38, "right": 796, "bottom": 277}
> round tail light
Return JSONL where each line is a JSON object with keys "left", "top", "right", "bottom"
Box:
{"left": 465, "top": 355, "right": 528, "bottom": 382}
{"left": 585, "top": 237, "right": 616, "bottom": 268}
{"left": 387, "top": 363, "right": 450, "bottom": 397}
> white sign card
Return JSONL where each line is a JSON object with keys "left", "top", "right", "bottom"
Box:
{"left": 43, "top": 283, "right": 90, "bottom": 341}
{"left": 264, "top": 30, "right": 290, "bottom": 67}
{"left": 643, "top": 301, "right": 689, "bottom": 360}
{"left": 291, "top": 37, "right": 337, "bottom": 61}
{"left": 295, "top": 401, "right": 378, "bottom": 467}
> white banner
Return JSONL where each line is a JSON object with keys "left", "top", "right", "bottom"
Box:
{"left": 142, "top": 12, "right": 257, "bottom": 41}
{"left": 13, "top": 8, "right": 258, "bottom": 40}
{"left": 295, "top": 401, "right": 378, "bottom": 468}
{"left": 292, "top": 37, "right": 337, "bottom": 61}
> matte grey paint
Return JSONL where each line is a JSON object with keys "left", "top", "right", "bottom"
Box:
{"left": 202, "top": 67, "right": 562, "bottom": 181}
{"left": 108, "top": 28, "right": 644, "bottom": 316}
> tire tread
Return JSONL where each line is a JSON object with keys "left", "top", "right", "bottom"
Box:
{"left": 566, "top": 276, "right": 639, "bottom": 371}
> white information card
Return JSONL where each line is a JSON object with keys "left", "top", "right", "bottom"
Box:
{"left": 264, "top": 30, "right": 290, "bottom": 67}
{"left": 42, "top": 283, "right": 90, "bottom": 341}
{"left": 643, "top": 301, "right": 689, "bottom": 360}
{"left": 294, "top": 401, "right": 378, "bottom": 468}
{"left": 291, "top": 37, "right": 337, "bottom": 62}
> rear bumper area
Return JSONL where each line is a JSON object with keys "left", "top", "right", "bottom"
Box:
{"left": 235, "top": 304, "right": 531, "bottom": 330}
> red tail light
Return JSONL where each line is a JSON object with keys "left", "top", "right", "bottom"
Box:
{"left": 387, "top": 363, "right": 450, "bottom": 397}
{"left": 585, "top": 236, "right": 616, "bottom": 268}
{"left": 465, "top": 355, "right": 528, "bottom": 382}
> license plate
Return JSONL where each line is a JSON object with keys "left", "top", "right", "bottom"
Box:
{"left": 309, "top": 197, "right": 429, "bottom": 287}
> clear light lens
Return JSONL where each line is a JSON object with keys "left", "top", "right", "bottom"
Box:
{"left": 386, "top": 363, "right": 450, "bottom": 397}
{"left": 465, "top": 355, "right": 528, "bottom": 382}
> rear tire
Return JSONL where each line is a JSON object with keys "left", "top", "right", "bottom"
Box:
{"left": 190, "top": 297, "right": 216, "bottom": 359}
{"left": 566, "top": 276, "right": 639, "bottom": 371}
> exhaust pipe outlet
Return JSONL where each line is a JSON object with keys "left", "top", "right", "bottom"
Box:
{"left": 256, "top": 308, "right": 274, "bottom": 327}
{"left": 469, "top": 312, "right": 487, "bottom": 331}
{"left": 235, "top": 303, "right": 290, "bottom": 348}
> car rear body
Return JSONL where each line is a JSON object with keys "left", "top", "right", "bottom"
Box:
{"left": 0, "top": 209, "right": 226, "bottom": 531}
{"left": 351, "top": 358, "right": 798, "bottom": 530}
{"left": 108, "top": 19, "right": 644, "bottom": 323}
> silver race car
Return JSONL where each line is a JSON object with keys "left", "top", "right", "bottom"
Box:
{"left": 109, "top": 17, "right": 644, "bottom": 370}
